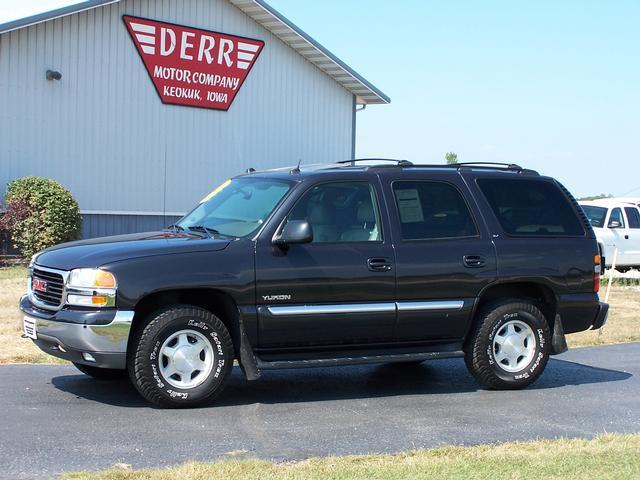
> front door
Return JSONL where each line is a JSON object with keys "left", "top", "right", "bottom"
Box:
{"left": 255, "top": 179, "right": 396, "bottom": 348}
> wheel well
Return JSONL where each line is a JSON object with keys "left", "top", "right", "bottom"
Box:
{"left": 129, "top": 289, "right": 242, "bottom": 358}
{"left": 475, "top": 282, "right": 557, "bottom": 329}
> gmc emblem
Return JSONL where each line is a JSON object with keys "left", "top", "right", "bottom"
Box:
{"left": 32, "top": 278, "right": 47, "bottom": 293}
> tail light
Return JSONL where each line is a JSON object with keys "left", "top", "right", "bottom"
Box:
{"left": 593, "top": 254, "right": 601, "bottom": 293}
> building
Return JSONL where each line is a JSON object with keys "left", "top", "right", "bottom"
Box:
{"left": 0, "top": 0, "right": 389, "bottom": 238}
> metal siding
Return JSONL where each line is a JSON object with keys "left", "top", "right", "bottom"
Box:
{"left": 0, "top": 0, "right": 353, "bottom": 216}
{"left": 81, "top": 213, "right": 182, "bottom": 238}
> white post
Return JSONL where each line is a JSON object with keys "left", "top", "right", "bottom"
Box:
{"left": 604, "top": 248, "right": 618, "bottom": 304}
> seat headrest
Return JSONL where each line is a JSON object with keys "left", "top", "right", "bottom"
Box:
{"left": 357, "top": 202, "right": 375, "bottom": 223}
{"left": 307, "top": 202, "right": 335, "bottom": 224}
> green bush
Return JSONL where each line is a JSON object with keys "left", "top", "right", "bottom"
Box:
{"left": 0, "top": 177, "right": 81, "bottom": 257}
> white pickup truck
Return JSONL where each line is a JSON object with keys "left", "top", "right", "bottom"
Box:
{"left": 580, "top": 199, "right": 640, "bottom": 269}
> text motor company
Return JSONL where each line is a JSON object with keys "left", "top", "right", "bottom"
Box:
{"left": 124, "top": 16, "right": 265, "bottom": 110}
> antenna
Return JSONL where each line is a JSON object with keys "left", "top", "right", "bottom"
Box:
{"left": 290, "top": 158, "right": 302, "bottom": 174}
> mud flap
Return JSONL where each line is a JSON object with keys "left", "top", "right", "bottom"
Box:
{"left": 237, "top": 321, "right": 261, "bottom": 381}
{"left": 551, "top": 314, "right": 568, "bottom": 355}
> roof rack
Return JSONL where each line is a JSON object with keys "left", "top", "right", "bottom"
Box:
{"left": 451, "top": 162, "right": 523, "bottom": 170}
{"left": 336, "top": 158, "right": 414, "bottom": 167}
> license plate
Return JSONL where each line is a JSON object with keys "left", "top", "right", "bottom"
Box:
{"left": 23, "top": 316, "right": 37, "bottom": 339}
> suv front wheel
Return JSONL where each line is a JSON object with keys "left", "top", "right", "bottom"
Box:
{"left": 128, "top": 305, "right": 234, "bottom": 407}
{"left": 464, "top": 299, "right": 551, "bottom": 389}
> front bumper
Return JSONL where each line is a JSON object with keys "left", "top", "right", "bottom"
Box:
{"left": 20, "top": 295, "right": 133, "bottom": 369}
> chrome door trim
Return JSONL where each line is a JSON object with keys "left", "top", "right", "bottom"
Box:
{"left": 267, "top": 303, "right": 396, "bottom": 316}
{"left": 266, "top": 300, "right": 465, "bottom": 316}
{"left": 396, "top": 300, "right": 464, "bottom": 311}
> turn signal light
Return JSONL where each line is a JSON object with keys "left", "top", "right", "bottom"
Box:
{"left": 593, "top": 253, "right": 601, "bottom": 293}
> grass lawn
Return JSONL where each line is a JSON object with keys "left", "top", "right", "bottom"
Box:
{"left": 0, "top": 266, "right": 66, "bottom": 364}
{"left": 0, "top": 266, "right": 638, "bottom": 363}
{"left": 62, "top": 434, "right": 640, "bottom": 480}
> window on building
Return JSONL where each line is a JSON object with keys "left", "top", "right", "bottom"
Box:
{"left": 392, "top": 181, "right": 478, "bottom": 240}
{"left": 288, "top": 182, "right": 381, "bottom": 243}
{"left": 478, "top": 178, "right": 584, "bottom": 236}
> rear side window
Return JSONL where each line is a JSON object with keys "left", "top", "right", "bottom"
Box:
{"left": 478, "top": 178, "right": 584, "bottom": 236}
{"left": 581, "top": 205, "right": 608, "bottom": 228}
{"left": 624, "top": 207, "right": 640, "bottom": 229}
{"left": 392, "top": 181, "right": 478, "bottom": 240}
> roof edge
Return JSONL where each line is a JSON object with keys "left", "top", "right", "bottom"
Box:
{"left": 249, "top": 0, "right": 390, "bottom": 104}
{"left": 0, "top": 0, "right": 119, "bottom": 34}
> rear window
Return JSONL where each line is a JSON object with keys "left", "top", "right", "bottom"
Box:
{"left": 392, "top": 181, "right": 478, "bottom": 240}
{"left": 478, "top": 178, "right": 585, "bottom": 236}
{"left": 581, "top": 205, "right": 608, "bottom": 228}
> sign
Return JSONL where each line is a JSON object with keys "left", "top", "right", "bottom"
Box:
{"left": 123, "top": 15, "right": 264, "bottom": 111}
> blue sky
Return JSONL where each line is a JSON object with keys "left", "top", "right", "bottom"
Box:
{"left": 2, "top": 0, "right": 638, "bottom": 197}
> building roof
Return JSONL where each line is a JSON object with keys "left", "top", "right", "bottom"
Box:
{"left": 0, "top": 0, "right": 390, "bottom": 105}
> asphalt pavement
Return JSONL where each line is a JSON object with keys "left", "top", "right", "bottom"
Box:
{"left": 1, "top": 343, "right": 638, "bottom": 479}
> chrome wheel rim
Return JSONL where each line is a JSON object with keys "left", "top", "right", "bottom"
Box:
{"left": 492, "top": 320, "right": 536, "bottom": 373}
{"left": 159, "top": 329, "right": 214, "bottom": 389}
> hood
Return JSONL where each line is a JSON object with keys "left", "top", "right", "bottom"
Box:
{"left": 34, "top": 231, "right": 231, "bottom": 270}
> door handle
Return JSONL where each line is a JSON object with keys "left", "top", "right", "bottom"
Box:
{"left": 463, "top": 255, "right": 486, "bottom": 268}
{"left": 625, "top": 235, "right": 629, "bottom": 240}
{"left": 367, "top": 257, "right": 392, "bottom": 272}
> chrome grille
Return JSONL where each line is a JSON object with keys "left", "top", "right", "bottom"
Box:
{"left": 31, "top": 268, "right": 65, "bottom": 308}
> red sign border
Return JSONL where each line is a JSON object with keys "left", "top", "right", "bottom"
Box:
{"left": 122, "top": 15, "right": 266, "bottom": 112}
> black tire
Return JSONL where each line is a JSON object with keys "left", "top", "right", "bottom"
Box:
{"left": 128, "top": 305, "right": 234, "bottom": 408}
{"left": 73, "top": 362, "right": 127, "bottom": 379}
{"left": 464, "top": 299, "right": 551, "bottom": 390}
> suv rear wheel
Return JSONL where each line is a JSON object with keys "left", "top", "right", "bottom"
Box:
{"left": 128, "top": 305, "right": 234, "bottom": 407}
{"left": 464, "top": 299, "right": 551, "bottom": 389}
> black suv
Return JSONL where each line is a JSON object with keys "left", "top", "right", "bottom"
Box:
{"left": 20, "top": 160, "right": 608, "bottom": 407}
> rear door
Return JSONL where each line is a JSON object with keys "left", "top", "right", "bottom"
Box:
{"left": 380, "top": 170, "right": 497, "bottom": 341}
{"left": 623, "top": 207, "right": 640, "bottom": 265}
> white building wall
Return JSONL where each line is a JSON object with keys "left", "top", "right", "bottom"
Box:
{"left": 0, "top": 0, "right": 354, "bottom": 216}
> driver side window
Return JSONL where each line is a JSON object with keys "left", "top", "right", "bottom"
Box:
{"left": 608, "top": 208, "right": 625, "bottom": 228}
{"left": 288, "top": 182, "right": 382, "bottom": 243}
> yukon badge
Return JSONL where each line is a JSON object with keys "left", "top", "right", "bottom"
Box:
{"left": 262, "top": 294, "right": 291, "bottom": 301}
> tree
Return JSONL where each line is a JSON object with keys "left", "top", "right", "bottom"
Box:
{"left": 0, "top": 177, "right": 81, "bottom": 257}
{"left": 445, "top": 152, "right": 458, "bottom": 164}
{"left": 577, "top": 194, "right": 613, "bottom": 201}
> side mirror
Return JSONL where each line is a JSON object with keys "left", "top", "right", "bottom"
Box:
{"left": 608, "top": 220, "right": 622, "bottom": 229}
{"left": 273, "top": 220, "right": 313, "bottom": 245}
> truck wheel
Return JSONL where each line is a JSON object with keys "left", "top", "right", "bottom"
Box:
{"left": 73, "top": 362, "right": 127, "bottom": 379}
{"left": 464, "top": 300, "right": 551, "bottom": 390}
{"left": 128, "top": 306, "right": 234, "bottom": 407}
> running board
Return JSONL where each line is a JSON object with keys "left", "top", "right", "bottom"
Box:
{"left": 255, "top": 348, "right": 464, "bottom": 370}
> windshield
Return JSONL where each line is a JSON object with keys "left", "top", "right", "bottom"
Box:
{"left": 177, "top": 177, "right": 293, "bottom": 237}
{"left": 581, "top": 205, "right": 608, "bottom": 228}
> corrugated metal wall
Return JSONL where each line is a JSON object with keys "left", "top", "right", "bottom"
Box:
{"left": 81, "top": 213, "right": 182, "bottom": 238}
{"left": 0, "top": 0, "right": 354, "bottom": 234}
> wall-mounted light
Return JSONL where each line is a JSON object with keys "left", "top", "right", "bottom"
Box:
{"left": 46, "top": 70, "right": 62, "bottom": 81}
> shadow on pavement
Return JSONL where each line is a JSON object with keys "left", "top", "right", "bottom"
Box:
{"left": 51, "top": 356, "right": 632, "bottom": 409}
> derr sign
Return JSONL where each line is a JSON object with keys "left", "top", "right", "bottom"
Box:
{"left": 123, "top": 15, "right": 265, "bottom": 110}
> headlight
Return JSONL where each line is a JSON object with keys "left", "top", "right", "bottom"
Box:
{"left": 66, "top": 268, "right": 117, "bottom": 308}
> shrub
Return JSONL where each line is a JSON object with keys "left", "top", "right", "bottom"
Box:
{"left": 0, "top": 177, "right": 81, "bottom": 257}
